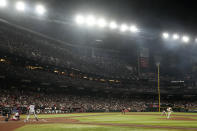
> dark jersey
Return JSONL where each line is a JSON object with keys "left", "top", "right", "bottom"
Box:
{"left": 2, "top": 107, "right": 12, "bottom": 116}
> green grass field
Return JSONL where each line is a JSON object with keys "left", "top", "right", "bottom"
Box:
{"left": 15, "top": 112, "right": 197, "bottom": 131}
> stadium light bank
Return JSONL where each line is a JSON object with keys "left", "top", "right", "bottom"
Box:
{"left": 75, "top": 14, "right": 139, "bottom": 34}
{"left": 1, "top": 0, "right": 196, "bottom": 43}
{"left": 0, "top": 0, "right": 7, "bottom": 7}
{"left": 0, "top": 0, "right": 46, "bottom": 15}
{"left": 35, "top": 4, "right": 46, "bottom": 15}
{"left": 15, "top": 1, "right": 26, "bottom": 12}
{"left": 162, "top": 32, "right": 193, "bottom": 44}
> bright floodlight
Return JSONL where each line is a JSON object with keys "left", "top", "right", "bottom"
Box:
{"left": 35, "top": 5, "right": 46, "bottom": 15}
{"left": 75, "top": 15, "right": 85, "bottom": 24}
{"left": 16, "top": 1, "right": 25, "bottom": 11}
{"left": 86, "top": 15, "right": 96, "bottom": 26}
{"left": 182, "top": 36, "right": 190, "bottom": 43}
{"left": 130, "top": 25, "right": 138, "bottom": 32}
{"left": 195, "top": 38, "right": 197, "bottom": 43}
{"left": 0, "top": 0, "right": 7, "bottom": 7}
{"left": 97, "top": 18, "right": 107, "bottom": 28}
{"left": 109, "top": 21, "right": 117, "bottom": 29}
{"left": 162, "top": 32, "right": 169, "bottom": 39}
{"left": 173, "top": 34, "right": 180, "bottom": 40}
{"left": 120, "top": 24, "right": 128, "bottom": 32}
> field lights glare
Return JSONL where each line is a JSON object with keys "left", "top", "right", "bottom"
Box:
{"left": 75, "top": 15, "right": 85, "bottom": 24}
{"left": 120, "top": 24, "right": 128, "bottom": 32}
{"left": 0, "top": 0, "right": 7, "bottom": 7}
{"left": 130, "top": 25, "right": 138, "bottom": 32}
{"left": 97, "top": 18, "right": 107, "bottom": 28}
{"left": 182, "top": 36, "right": 190, "bottom": 43}
{"left": 109, "top": 21, "right": 117, "bottom": 29}
{"left": 35, "top": 5, "right": 46, "bottom": 15}
{"left": 162, "top": 32, "right": 169, "bottom": 39}
{"left": 86, "top": 15, "right": 96, "bottom": 26}
{"left": 173, "top": 34, "right": 180, "bottom": 40}
{"left": 16, "top": 1, "right": 25, "bottom": 11}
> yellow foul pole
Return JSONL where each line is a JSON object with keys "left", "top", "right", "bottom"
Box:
{"left": 157, "top": 63, "right": 161, "bottom": 112}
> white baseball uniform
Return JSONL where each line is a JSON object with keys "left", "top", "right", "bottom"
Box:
{"left": 25, "top": 105, "right": 38, "bottom": 121}
{"left": 167, "top": 107, "right": 172, "bottom": 119}
{"left": 161, "top": 110, "right": 167, "bottom": 116}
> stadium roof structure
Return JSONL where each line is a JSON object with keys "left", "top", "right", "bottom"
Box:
{"left": 1, "top": 0, "right": 197, "bottom": 44}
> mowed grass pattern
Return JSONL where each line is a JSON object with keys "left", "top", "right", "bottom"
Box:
{"left": 15, "top": 124, "right": 184, "bottom": 131}
{"left": 16, "top": 112, "right": 197, "bottom": 131}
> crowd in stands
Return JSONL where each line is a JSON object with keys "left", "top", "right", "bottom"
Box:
{"left": 0, "top": 89, "right": 148, "bottom": 114}
{"left": 1, "top": 21, "right": 196, "bottom": 84}
{"left": 2, "top": 56, "right": 194, "bottom": 95}
{"left": 0, "top": 21, "right": 197, "bottom": 94}
{"left": 1, "top": 19, "right": 197, "bottom": 116}
{"left": 0, "top": 22, "right": 135, "bottom": 79}
{"left": 1, "top": 88, "right": 197, "bottom": 114}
